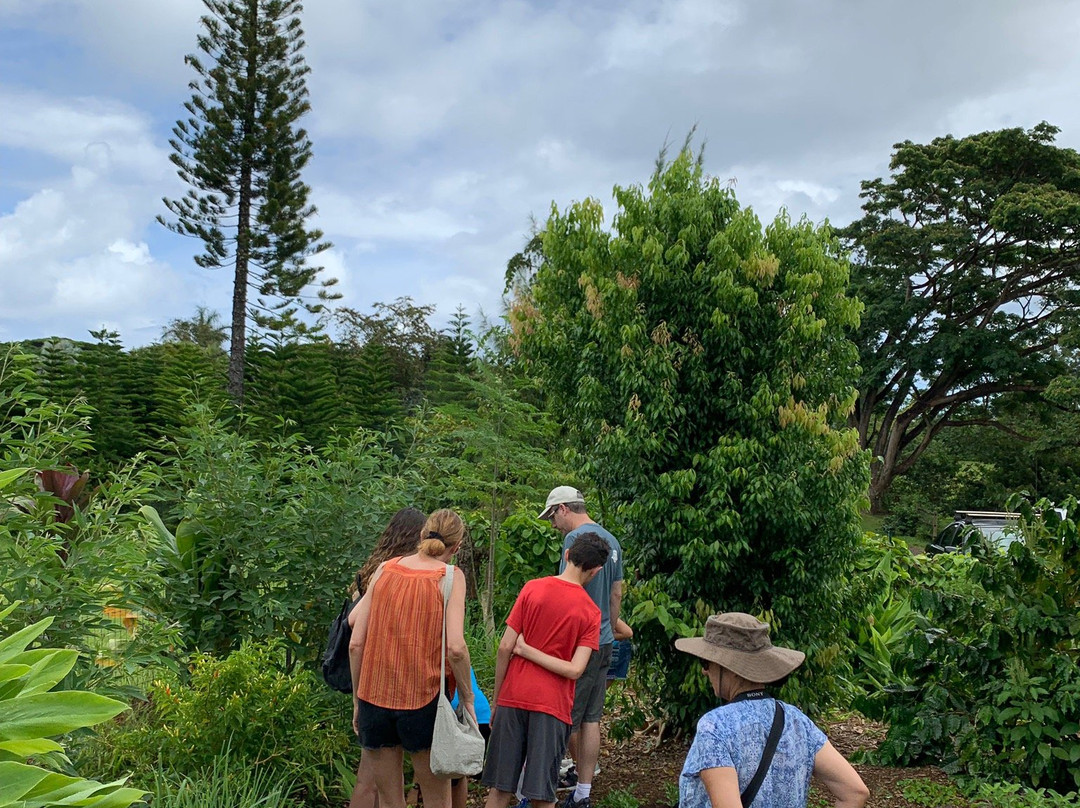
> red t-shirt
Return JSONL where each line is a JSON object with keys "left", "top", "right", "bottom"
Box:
{"left": 497, "top": 576, "right": 601, "bottom": 724}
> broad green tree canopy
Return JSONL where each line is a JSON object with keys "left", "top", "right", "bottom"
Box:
{"left": 840, "top": 123, "right": 1080, "bottom": 511}
{"left": 511, "top": 148, "right": 868, "bottom": 725}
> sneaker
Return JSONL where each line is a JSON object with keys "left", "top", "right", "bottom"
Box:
{"left": 559, "top": 757, "right": 574, "bottom": 777}
{"left": 561, "top": 794, "right": 590, "bottom": 808}
{"left": 594, "top": 764, "right": 601, "bottom": 776}
{"left": 556, "top": 766, "right": 578, "bottom": 791}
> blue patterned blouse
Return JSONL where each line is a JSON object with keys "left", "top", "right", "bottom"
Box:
{"left": 680, "top": 698, "right": 826, "bottom": 808}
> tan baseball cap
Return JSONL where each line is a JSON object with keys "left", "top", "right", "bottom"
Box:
{"left": 539, "top": 486, "right": 585, "bottom": 519}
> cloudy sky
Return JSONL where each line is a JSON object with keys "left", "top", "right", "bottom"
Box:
{"left": 2, "top": 0, "right": 1079, "bottom": 347}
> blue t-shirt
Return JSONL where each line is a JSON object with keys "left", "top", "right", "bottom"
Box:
{"left": 680, "top": 699, "right": 826, "bottom": 808}
{"left": 450, "top": 668, "right": 491, "bottom": 725}
{"left": 558, "top": 522, "right": 623, "bottom": 646}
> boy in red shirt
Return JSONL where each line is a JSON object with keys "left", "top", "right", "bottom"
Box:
{"left": 481, "top": 532, "right": 611, "bottom": 808}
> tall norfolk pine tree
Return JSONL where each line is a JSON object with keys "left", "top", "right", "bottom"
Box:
{"left": 160, "top": 0, "right": 336, "bottom": 404}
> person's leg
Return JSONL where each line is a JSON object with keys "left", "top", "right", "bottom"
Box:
{"left": 368, "top": 747, "right": 408, "bottom": 808}
{"left": 350, "top": 750, "right": 381, "bottom": 808}
{"left": 411, "top": 749, "right": 452, "bottom": 808}
{"left": 486, "top": 787, "right": 516, "bottom": 808}
{"left": 573, "top": 722, "right": 601, "bottom": 787}
{"left": 451, "top": 777, "right": 467, "bottom": 808}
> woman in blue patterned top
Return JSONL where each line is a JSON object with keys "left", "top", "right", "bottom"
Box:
{"left": 676, "top": 613, "right": 868, "bottom": 808}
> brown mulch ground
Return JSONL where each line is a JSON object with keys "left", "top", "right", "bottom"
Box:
{"left": 467, "top": 712, "right": 950, "bottom": 808}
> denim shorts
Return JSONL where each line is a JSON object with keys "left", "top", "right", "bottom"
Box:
{"left": 606, "top": 639, "right": 633, "bottom": 680}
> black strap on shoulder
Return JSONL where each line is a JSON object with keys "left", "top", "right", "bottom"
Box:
{"left": 741, "top": 700, "right": 785, "bottom": 807}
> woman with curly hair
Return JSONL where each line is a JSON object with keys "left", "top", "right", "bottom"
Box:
{"left": 349, "top": 508, "right": 475, "bottom": 808}
{"left": 347, "top": 507, "right": 428, "bottom": 808}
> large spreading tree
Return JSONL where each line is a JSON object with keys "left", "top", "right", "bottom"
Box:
{"left": 839, "top": 123, "right": 1080, "bottom": 512}
{"left": 160, "top": 0, "right": 335, "bottom": 404}
{"left": 511, "top": 146, "right": 869, "bottom": 727}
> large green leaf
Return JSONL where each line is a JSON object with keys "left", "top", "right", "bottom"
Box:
{"left": 0, "top": 692, "right": 127, "bottom": 741}
{"left": 0, "top": 737, "right": 64, "bottom": 759}
{"left": 0, "top": 761, "right": 51, "bottom": 804}
{"left": 0, "top": 618, "right": 52, "bottom": 664}
{"left": 0, "top": 468, "right": 31, "bottom": 492}
{"left": 0, "top": 762, "right": 144, "bottom": 808}
{"left": 17, "top": 650, "right": 79, "bottom": 697}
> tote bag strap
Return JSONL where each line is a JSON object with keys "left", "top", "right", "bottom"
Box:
{"left": 439, "top": 564, "right": 454, "bottom": 686}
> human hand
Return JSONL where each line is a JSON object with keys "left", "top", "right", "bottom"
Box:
{"left": 514, "top": 634, "right": 531, "bottom": 658}
{"left": 352, "top": 699, "right": 360, "bottom": 737}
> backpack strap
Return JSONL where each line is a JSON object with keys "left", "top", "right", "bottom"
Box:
{"left": 741, "top": 700, "right": 785, "bottom": 807}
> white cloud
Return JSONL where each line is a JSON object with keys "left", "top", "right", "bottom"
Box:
{"left": 0, "top": 89, "right": 198, "bottom": 344}
{"left": 5, "top": 0, "right": 1080, "bottom": 347}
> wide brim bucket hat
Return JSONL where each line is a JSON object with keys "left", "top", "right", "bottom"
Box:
{"left": 675, "top": 612, "right": 805, "bottom": 684}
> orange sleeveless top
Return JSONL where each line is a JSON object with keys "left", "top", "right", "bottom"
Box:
{"left": 357, "top": 557, "right": 451, "bottom": 709}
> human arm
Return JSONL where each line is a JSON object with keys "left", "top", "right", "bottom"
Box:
{"left": 513, "top": 635, "right": 594, "bottom": 680}
{"left": 813, "top": 741, "right": 869, "bottom": 808}
{"left": 492, "top": 624, "right": 518, "bottom": 710}
{"left": 445, "top": 566, "right": 475, "bottom": 721}
{"left": 348, "top": 566, "right": 381, "bottom": 734}
{"left": 609, "top": 578, "right": 623, "bottom": 630}
{"left": 699, "top": 767, "right": 742, "bottom": 808}
{"left": 613, "top": 617, "right": 632, "bottom": 641}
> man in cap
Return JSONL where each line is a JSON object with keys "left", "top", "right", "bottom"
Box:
{"left": 538, "top": 486, "right": 624, "bottom": 808}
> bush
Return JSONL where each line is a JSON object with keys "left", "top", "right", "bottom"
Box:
{"left": 879, "top": 497, "right": 1080, "bottom": 791}
{"left": 78, "top": 639, "right": 353, "bottom": 805}
{"left": 0, "top": 603, "right": 145, "bottom": 808}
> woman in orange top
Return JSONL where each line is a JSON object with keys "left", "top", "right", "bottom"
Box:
{"left": 349, "top": 508, "right": 475, "bottom": 808}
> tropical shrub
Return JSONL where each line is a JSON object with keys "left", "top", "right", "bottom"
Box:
{"left": 844, "top": 532, "right": 918, "bottom": 718}
{"left": 510, "top": 144, "right": 869, "bottom": 728}
{"left": 879, "top": 498, "right": 1080, "bottom": 790}
{"left": 0, "top": 603, "right": 144, "bottom": 808}
{"left": 80, "top": 638, "right": 353, "bottom": 804}
{"left": 0, "top": 351, "right": 177, "bottom": 695}
{"left": 144, "top": 404, "right": 416, "bottom": 661}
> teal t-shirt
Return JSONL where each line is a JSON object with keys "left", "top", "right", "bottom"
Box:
{"left": 558, "top": 522, "right": 623, "bottom": 646}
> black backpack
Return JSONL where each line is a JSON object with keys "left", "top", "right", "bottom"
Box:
{"left": 322, "top": 587, "right": 360, "bottom": 693}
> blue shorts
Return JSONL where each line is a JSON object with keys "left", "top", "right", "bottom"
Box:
{"left": 607, "top": 640, "right": 633, "bottom": 680}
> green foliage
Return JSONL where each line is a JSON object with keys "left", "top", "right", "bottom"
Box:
{"left": 969, "top": 781, "right": 1080, "bottom": 807}
{"left": 145, "top": 404, "right": 416, "bottom": 659}
{"left": 406, "top": 361, "right": 561, "bottom": 631}
{"left": 0, "top": 350, "right": 178, "bottom": 695}
{"left": 152, "top": 755, "right": 295, "bottom": 808}
{"left": 879, "top": 498, "right": 1080, "bottom": 791}
{"left": 0, "top": 604, "right": 145, "bottom": 808}
{"left": 81, "top": 639, "right": 351, "bottom": 805}
{"left": 899, "top": 778, "right": 967, "bottom": 807}
{"left": 840, "top": 122, "right": 1080, "bottom": 509}
{"left": 845, "top": 532, "right": 917, "bottom": 718}
{"left": 512, "top": 144, "right": 869, "bottom": 729}
{"left": 160, "top": 0, "right": 336, "bottom": 401}
{"left": 599, "top": 787, "right": 641, "bottom": 808}
{"left": 662, "top": 781, "right": 680, "bottom": 808}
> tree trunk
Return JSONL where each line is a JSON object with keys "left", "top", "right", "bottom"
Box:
{"left": 228, "top": 1, "right": 260, "bottom": 406}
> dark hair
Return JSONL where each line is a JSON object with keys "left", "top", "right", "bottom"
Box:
{"left": 418, "top": 508, "right": 466, "bottom": 558}
{"left": 567, "top": 531, "right": 610, "bottom": 572}
{"left": 353, "top": 508, "right": 427, "bottom": 596}
{"left": 564, "top": 501, "right": 587, "bottom": 515}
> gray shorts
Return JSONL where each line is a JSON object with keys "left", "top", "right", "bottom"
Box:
{"left": 481, "top": 706, "right": 571, "bottom": 803}
{"left": 571, "top": 643, "right": 613, "bottom": 730}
